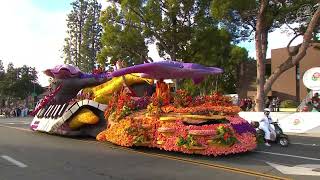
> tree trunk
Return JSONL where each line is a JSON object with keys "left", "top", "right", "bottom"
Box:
{"left": 254, "top": 0, "right": 268, "bottom": 112}
{"left": 263, "top": 6, "right": 320, "bottom": 95}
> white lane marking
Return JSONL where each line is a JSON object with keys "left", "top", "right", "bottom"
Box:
{"left": 1, "top": 155, "right": 28, "bottom": 168}
{"left": 256, "top": 151, "right": 320, "bottom": 161}
{"left": 3, "top": 122, "right": 30, "bottom": 125}
{"left": 267, "top": 162, "right": 320, "bottom": 176}
{"left": 291, "top": 142, "right": 319, "bottom": 146}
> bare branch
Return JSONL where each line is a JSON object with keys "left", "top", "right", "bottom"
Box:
{"left": 264, "top": 6, "right": 320, "bottom": 94}
{"left": 286, "top": 33, "right": 303, "bottom": 56}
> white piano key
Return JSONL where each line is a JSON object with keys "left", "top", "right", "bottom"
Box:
{"left": 62, "top": 110, "right": 73, "bottom": 121}
{"left": 52, "top": 104, "right": 61, "bottom": 118}
{"left": 98, "top": 104, "right": 108, "bottom": 111}
{"left": 69, "top": 103, "right": 80, "bottom": 113}
{"left": 88, "top": 100, "right": 99, "bottom": 108}
{"left": 82, "top": 99, "right": 89, "bottom": 106}
{"left": 57, "top": 103, "right": 68, "bottom": 117}
{"left": 43, "top": 105, "right": 53, "bottom": 118}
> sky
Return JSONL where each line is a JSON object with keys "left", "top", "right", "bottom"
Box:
{"left": 0, "top": 0, "right": 302, "bottom": 86}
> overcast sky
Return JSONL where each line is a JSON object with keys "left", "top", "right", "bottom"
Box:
{"left": 0, "top": 0, "right": 302, "bottom": 86}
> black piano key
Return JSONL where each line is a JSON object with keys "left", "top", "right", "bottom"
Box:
{"left": 49, "top": 105, "right": 58, "bottom": 118}
{"left": 52, "top": 105, "right": 62, "bottom": 119}
{"left": 57, "top": 103, "right": 68, "bottom": 117}
{"left": 41, "top": 105, "right": 51, "bottom": 118}
{"left": 45, "top": 105, "right": 55, "bottom": 118}
{"left": 37, "top": 107, "right": 47, "bottom": 118}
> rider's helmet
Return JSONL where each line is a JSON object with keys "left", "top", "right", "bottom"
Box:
{"left": 264, "top": 108, "right": 270, "bottom": 115}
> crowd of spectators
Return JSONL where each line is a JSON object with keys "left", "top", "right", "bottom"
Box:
{"left": 0, "top": 106, "right": 29, "bottom": 118}
{"left": 238, "top": 96, "right": 281, "bottom": 112}
{"left": 303, "top": 92, "right": 320, "bottom": 112}
{"left": 239, "top": 98, "right": 254, "bottom": 111}
{"left": 265, "top": 97, "right": 280, "bottom": 112}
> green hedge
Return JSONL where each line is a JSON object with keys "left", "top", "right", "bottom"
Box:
{"left": 279, "top": 100, "right": 298, "bottom": 108}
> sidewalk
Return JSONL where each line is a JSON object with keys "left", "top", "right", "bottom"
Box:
{"left": 286, "top": 132, "right": 320, "bottom": 138}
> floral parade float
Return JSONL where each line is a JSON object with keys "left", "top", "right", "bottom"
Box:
{"left": 96, "top": 61, "right": 257, "bottom": 156}
{"left": 30, "top": 61, "right": 257, "bottom": 156}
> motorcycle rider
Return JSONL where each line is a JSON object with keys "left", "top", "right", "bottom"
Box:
{"left": 259, "top": 108, "right": 276, "bottom": 146}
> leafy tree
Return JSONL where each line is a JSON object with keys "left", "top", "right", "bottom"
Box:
{"left": 63, "top": 0, "right": 102, "bottom": 73}
{"left": 0, "top": 63, "right": 44, "bottom": 105}
{"left": 0, "top": 60, "right": 4, "bottom": 81}
{"left": 211, "top": 0, "right": 320, "bottom": 111}
{"left": 99, "top": 0, "right": 249, "bottom": 94}
{"left": 0, "top": 60, "right": 4, "bottom": 73}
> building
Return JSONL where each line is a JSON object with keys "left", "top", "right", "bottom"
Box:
{"left": 237, "top": 59, "right": 271, "bottom": 100}
{"left": 238, "top": 43, "right": 320, "bottom": 103}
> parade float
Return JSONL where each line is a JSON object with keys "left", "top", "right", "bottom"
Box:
{"left": 30, "top": 61, "right": 257, "bottom": 156}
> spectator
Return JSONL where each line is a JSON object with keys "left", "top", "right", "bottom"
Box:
{"left": 240, "top": 99, "right": 245, "bottom": 111}
{"left": 92, "top": 64, "right": 104, "bottom": 74}
{"left": 311, "top": 98, "right": 320, "bottom": 112}
{"left": 312, "top": 92, "right": 319, "bottom": 103}
{"left": 271, "top": 98, "right": 277, "bottom": 112}
{"left": 15, "top": 107, "right": 21, "bottom": 117}
{"left": 246, "top": 98, "right": 253, "bottom": 111}
{"left": 275, "top": 97, "right": 280, "bottom": 112}
{"left": 21, "top": 106, "right": 29, "bottom": 117}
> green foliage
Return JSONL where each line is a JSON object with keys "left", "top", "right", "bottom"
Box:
{"left": 0, "top": 60, "right": 4, "bottom": 73}
{"left": 280, "top": 100, "right": 298, "bottom": 108}
{"left": 0, "top": 63, "right": 44, "bottom": 101}
{"left": 211, "top": 126, "right": 238, "bottom": 146}
{"left": 180, "top": 45, "right": 249, "bottom": 95}
{"left": 63, "top": 0, "right": 102, "bottom": 72}
{"left": 176, "top": 135, "right": 198, "bottom": 148}
{"left": 211, "top": 0, "right": 318, "bottom": 42}
{"left": 97, "top": 0, "right": 250, "bottom": 92}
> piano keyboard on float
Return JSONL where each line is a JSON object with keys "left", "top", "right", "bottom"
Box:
{"left": 30, "top": 99, "right": 108, "bottom": 133}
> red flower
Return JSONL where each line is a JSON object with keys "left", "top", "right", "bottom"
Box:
{"left": 223, "top": 133, "right": 230, "bottom": 141}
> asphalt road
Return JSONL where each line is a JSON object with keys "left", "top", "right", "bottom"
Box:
{"left": 0, "top": 117, "right": 320, "bottom": 180}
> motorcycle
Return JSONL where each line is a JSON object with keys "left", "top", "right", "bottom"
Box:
{"left": 251, "top": 120, "right": 289, "bottom": 147}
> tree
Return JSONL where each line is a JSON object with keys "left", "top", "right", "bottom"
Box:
{"left": 0, "top": 60, "right": 4, "bottom": 80}
{"left": 0, "top": 63, "right": 44, "bottom": 105}
{"left": 98, "top": 0, "right": 250, "bottom": 94}
{"left": 264, "top": 4, "right": 320, "bottom": 97}
{"left": 0, "top": 60, "right": 4, "bottom": 72}
{"left": 211, "top": 0, "right": 320, "bottom": 111}
{"left": 63, "top": 0, "right": 102, "bottom": 73}
{"left": 81, "top": 0, "right": 102, "bottom": 72}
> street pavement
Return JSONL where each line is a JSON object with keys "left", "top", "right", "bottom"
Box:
{"left": 0, "top": 117, "right": 320, "bottom": 180}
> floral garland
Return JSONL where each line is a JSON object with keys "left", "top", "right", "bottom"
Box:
{"left": 161, "top": 105, "right": 240, "bottom": 115}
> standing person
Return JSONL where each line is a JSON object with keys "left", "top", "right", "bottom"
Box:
{"left": 259, "top": 108, "right": 276, "bottom": 146}
{"left": 312, "top": 92, "right": 319, "bottom": 103}
{"left": 239, "top": 99, "right": 245, "bottom": 111}
{"left": 265, "top": 98, "right": 270, "bottom": 110}
{"left": 247, "top": 98, "right": 253, "bottom": 111}
{"left": 275, "top": 97, "right": 280, "bottom": 112}
{"left": 15, "top": 107, "right": 20, "bottom": 117}
{"left": 311, "top": 98, "right": 320, "bottom": 112}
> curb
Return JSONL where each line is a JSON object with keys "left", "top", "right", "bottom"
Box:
{"left": 286, "top": 132, "right": 320, "bottom": 138}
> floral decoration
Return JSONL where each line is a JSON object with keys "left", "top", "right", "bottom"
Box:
{"left": 97, "top": 82, "right": 257, "bottom": 156}
{"left": 210, "top": 126, "right": 238, "bottom": 146}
